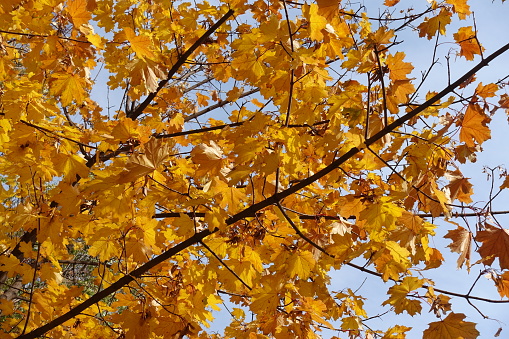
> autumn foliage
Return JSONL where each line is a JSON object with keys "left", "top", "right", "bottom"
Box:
{"left": 1, "top": 0, "right": 509, "bottom": 338}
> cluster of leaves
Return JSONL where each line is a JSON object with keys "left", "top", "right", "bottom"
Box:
{"left": 0, "top": 0, "right": 508, "bottom": 338}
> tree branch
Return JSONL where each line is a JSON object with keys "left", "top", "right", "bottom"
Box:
{"left": 345, "top": 262, "right": 509, "bottom": 304}
{"left": 20, "top": 40, "right": 509, "bottom": 339}
{"left": 127, "top": 9, "right": 235, "bottom": 120}
{"left": 223, "top": 41, "right": 509, "bottom": 225}
{"left": 152, "top": 210, "right": 509, "bottom": 220}
{"left": 184, "top": 88, "right": 259, "bottom": 122}
{"left": 17, "top": 229, "right": 214, "bottom": 339}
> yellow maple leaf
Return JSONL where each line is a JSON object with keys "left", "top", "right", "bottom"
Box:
{"left": 446, "top": 0, "right": 471, "bottom": 20}
{"left": 204, "top": 206, "right": 227, "bottom": 231}
{"left": 111, "top": 119, "right": 136, "bottom": 142}
{"left": 205, "top": 177, "right": 247, "bottom": 213}
{"left": 459, "top": 103, "right": 491, "bottom": 147}
{"left": 444, "top": 225, "right": 472, "bottom": 269}
{"left": 476, "top": 224, "right": 509, "bottom": 269}
{"left": 359, "top": 199, "right": 403, "bottom": 236}
{"left": 304, "top": 4, "right": 327, "bottom": 41}
{"left": 53, "top": 182, "right": 83, "bottom": 216}
{"left": 250, "top": 283, "right": 279, "bottom": 313}
{"left": 341, "top": 316, "right": 362, "bottom": 330}
{"left": 86, "top": 33, "right": 104, "bottom": 48}
{"left": 423, "top": 313, "right": 479, "bottom": 339}
{"left": 386, "top": 52, "right": 414, "bottom": 82}
{"left": 231, "top": 308, "right": 245, "bottom": 319}
{"left": 88, "top": 227, "right": 119, "bottom": 261}
{"left": 382, "top": 276, "right": 424, "bottom": 315}
{"left": 50, "top": 72, "right": 88, "bottom": 106}
{"left": 53, "top": 153, "right": 90, "bottom": 182}
{"left": 66, "top": 0, "right": 91, "bottom": 28}
{"left": 316, "top": 0, "right": 340, "bottom": 20}
{"left": 453, "top": 27, "right": 483, "bottom": 61}
{"left": 385, "top": 240, "right": 411, "bottom": 265}
{"left": 0, "top": 255, "right": 21, "bottom": 275}
{"left": 287, "top": 250, "right": 315, "bottom": 279}
{"left": 123, "top": 26, "right": 157, "bottom": 61}
{"left": 116, "top": 138, "right": 170, "bottom": 184}
{"left": 417, "top": 8, "right": 452, "bottom": 40}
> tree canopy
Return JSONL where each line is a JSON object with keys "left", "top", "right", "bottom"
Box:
{"left": 0, "top": 0, "right": 509, "bottom": 338}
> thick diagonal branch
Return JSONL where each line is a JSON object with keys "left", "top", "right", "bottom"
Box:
{"left": 19, "top": 42, "right": 509, "bottom": 339}
{"left": 127, "top": 9, "right": 235, "bottom": 120}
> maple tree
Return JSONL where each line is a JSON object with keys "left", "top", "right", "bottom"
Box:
{"left": 1, "top": 0, "right": 509, "bottom": 338}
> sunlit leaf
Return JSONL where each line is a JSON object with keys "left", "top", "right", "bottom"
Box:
{"left": 459, "top": 103, "right": 491, "bottom": 146}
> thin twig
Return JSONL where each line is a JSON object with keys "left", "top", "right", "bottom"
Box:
{"left": 21, "top": 238, "right": 41, "bottom": 335}
{"left": 200, "top": 241, "right": 252, "bottom": 290}
{"left": 128, "top": 9, "right": 235, "bottom": 120}
{"left": 276, "top": 202, "right": 334, "bottom": 258}
{"left": 184, "top": 88, "right": 259, "bottom": 122}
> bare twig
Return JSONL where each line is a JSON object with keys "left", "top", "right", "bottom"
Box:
{"left": 21, "top": 237, "right": 41, "bottom": 335}
{"left": 200, "top": 241, "right": 252, "bottom": 290}
{"left": 127, "top": 9, "right": 235, "bottom": 120}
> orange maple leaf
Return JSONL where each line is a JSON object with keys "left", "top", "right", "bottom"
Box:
{"left": 474, "top": 82, "right": 498, "bottom": 99}
{"left": 490, "top": 271, "right": 509, "bottom": 298}
{"left": 476, "top": 224, "right": 509, "bottom": 270}
{"left": 494, "top": 271, "right": 509, "bottom": 298}
{"left": 386, "top": 52, "right": 414, "bottom": 81}
{"left": 459, "top": 103, "right": 491, "bottom": 147}
{"left": 446, "top": 0, "right": 472, "bottom": 20}
{"left": 384, "top": 0, "right": 401, "bottom": 6}
{"left": 453, "top": 26, "right": 483, "bottom": 61}
{"left": 423, "top": 313, "right": 479, "bottom": 339}
{"left": 445, "top": 169, "right": 473, "bottom": 203}
{"left": 417, "top": 8, "right": 452, "bottom": 40}
{"left": 123, "top": 26, "right": 157, "bottom": 61}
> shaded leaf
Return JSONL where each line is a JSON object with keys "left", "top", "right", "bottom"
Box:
{"left": 66, "top": 0, "right": 91, "bottom": 28}
{"left": 423, "top": 313, "right": 479, "bottom": 339}
{"left": 476, "top": 224, "right": 509, "bottom": 269}
{"left": 444, "top": 225, "right": 472, "bottom": 269}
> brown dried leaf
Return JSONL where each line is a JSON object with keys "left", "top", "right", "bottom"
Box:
{"left": 445, "top": 169, "right": 473, "bottom": 204}
{"left": 444, "top": 225, "right": 472, "bottom": 269}
{"left": 476, "top": 224, "right": 509, "bottom": 269}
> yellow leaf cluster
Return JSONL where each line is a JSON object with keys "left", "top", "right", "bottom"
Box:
{"left": 0, "top": 0, "right": 506, "bottom": 337}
